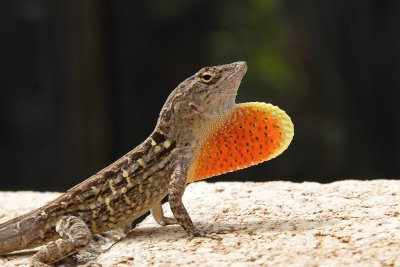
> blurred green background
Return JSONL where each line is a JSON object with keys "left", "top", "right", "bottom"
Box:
{"left": 1, "top": 1, "right": 399, "bottom": 191}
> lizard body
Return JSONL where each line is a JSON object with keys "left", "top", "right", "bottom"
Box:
{"left": 0, "top": 61, "right": 294, "bottom": 266}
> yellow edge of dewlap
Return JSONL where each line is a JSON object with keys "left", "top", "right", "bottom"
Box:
{"left": 240, "top": 102, "right": 294, "bottom": 161}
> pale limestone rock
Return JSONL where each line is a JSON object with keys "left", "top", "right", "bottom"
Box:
{"left": 0, "top": 180, "right": 399, "bottom": 266}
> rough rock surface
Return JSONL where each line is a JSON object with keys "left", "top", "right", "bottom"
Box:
{"left": 0, "top": 180, "right": 399, "bottom": 267}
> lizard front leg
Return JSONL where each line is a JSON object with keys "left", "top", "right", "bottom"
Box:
{"left": 168, "top": 162, "right": 200, "bottom": 237}
{"left": 30, "top": 216, "right": 91, "bottom": 267}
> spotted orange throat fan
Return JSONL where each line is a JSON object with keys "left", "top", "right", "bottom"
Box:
{"left": 188, "top": 102, "right": 293, "bottom": 181}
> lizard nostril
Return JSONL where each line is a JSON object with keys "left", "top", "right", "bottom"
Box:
{"left": 189, "top": 103, "right": 199, "bottom": 112}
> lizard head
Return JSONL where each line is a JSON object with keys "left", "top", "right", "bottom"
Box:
{"left": 185, "top": 61, "right": 247, "bottom": 117}
{"left": 158, "top": 61, "right": 247, "bottom": 137}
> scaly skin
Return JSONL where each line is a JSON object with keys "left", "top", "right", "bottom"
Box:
{"left": 0, "top": 61, "right": 294, "bottom": 266}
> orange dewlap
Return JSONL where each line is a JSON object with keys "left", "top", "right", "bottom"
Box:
{"left": 188, "top": 102, "right": 294, "bottom": 182}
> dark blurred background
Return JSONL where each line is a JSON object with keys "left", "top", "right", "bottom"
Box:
{"left": 1, "top": 0, "right": 399, "bottom": 191}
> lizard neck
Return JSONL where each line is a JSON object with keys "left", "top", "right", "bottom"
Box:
{"left": 156, "top": 103, "right": 236, "bottom": 150}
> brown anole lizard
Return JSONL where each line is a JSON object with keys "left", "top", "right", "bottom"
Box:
{"left": 0, "top": 61, "right": 294, "bottom": 266}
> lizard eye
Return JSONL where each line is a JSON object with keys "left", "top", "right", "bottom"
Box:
{"left": 200, "top": 72, "right": 215, "bottom": 83}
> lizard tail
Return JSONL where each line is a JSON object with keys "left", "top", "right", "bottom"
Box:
{"left": 0, "top": 212, "right": 49, "bottom": 254}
